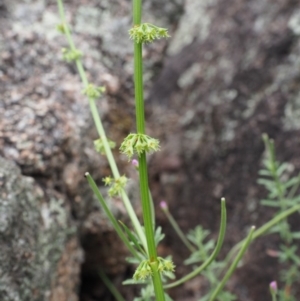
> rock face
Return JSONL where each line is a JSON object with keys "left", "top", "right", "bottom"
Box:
{"left": 0, "top": 157, "right": 81, "bottom": 301}
{"left": 1, "top": 0, "right": 300, "bottom": 301}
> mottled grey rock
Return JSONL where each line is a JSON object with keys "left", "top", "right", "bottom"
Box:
{"left": 0, "top": 156, "right": 81, "bottom": 301}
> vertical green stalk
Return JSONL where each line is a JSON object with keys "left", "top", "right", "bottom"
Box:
{"left": 132, "top": 0, "right": 165, "bottom": 300}
{"left": 134, "top": 42, "right": 146, "bottom": 133}
{"left": 132, "top": 0, "right": 156, "bottom": 261}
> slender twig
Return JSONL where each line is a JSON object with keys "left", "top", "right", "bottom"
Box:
{"left": 164, "top": 199, "right": 227, "bottom": 289}
{"left": 208, "top": 226, "right": 255, "bottom": 301}
{"left": 85, "top": 172, "right": 141, "bottom": 259}
{"left": 161, "top": 206, "right": 196, "bottom": 253}
{"left": 223, "top": 203, "right": 300, "bottom": 272}
{"left": 99, "top": 269, "right": 126, "bottom": 301}
{"left": 56, "top": 0, "right": 147, "bottom": 251}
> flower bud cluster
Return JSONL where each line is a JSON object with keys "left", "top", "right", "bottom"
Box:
{"left": 62, "top": 48, "right": 82, "bottom": 62}
{"left": 103, "top": 175, "right": 128, "bottom": 197}
{"left": 120, "top": 133, "right": 160, "bottom": 160}
{"left": 133, "top": 257, "right": 175, "bottom": 281}
{"left": 56, "top": 23, "right": 67, "bottom": 34}
{"left": 82, "top": 83, "right": 106, "bottom": 99}
{"left": 157, "top": 257, "right": 175, "bottom": 273}
{"left": 129, "top": 23, "right": 169, "bottom": 44}
{"left": 133, "top": 260, "right": 153, "bottom": 281}
{"left": 94, "top": 138, "right": 116, "bottom": 155}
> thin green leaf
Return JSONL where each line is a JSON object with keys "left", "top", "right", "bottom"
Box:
{"left": 283, "top": 177, "right": 299, "bottom": 189}
{"left": 260, "top": 200, "right": 280, "bottom": 207}
{"left": 276, "top": 163, "right": 290, "bottom": 177}
{"left": 258, "top": 169, "right": 272, "bottom": 176}
{"left": 292, "top": 232, "right": 300, "bottom": 239}
{"left": 119, "top": 220, "right": 147, "bottom": 257}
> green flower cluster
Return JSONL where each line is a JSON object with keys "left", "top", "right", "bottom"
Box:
{"left": 103, "top": 175, "right": 128, "bottom": 197}
{"left": 82, "top": 83, "right": 106, "bottom": 99}
{"left": 56, "top": 23, "right": 66, "bottom": 34}
{"left": 94, "top": 138, "right": 116, "bottom": 155}
{"left": 129, "top": 23, "right": 169, "bottom": 44}
{"left": 120, "top": 133, "right": 160, "bottom": 160}
{"left": 157, "top": 257, "right": 175, "bottom": 273}
{"left": 133, "top": 257, "right": 175, "bottom": 281}
{"left": 133, "top": 260, "right": 153, "bottom": 281}
{"left": 61, "top": 47, "right": 82, "bottom": 62}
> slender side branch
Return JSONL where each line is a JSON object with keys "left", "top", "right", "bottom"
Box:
{"left": 208, "top": 226, "right": 255, "bottom": 301}
{"left": 56, "top": 0, "right": 147, "bottom": 251}
{"left": 223, "top": 203, "right": 300, "bottom": 268}
{"left": 99, "top": 269, "right": 126, "bottom": 301}
{"left": 161, "top": 202, "right": 196, "bottom": 253}
{"left": 85, "top": 172, "right": 141, "bottom": 259}
{"left": 164, "top": 198, "right": 227, "bottom": 289}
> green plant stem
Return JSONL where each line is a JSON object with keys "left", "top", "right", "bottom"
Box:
{"left": 164, "top": 199, "right": 227, "bottom": 289}
{"left": 133, "top": 0, "right": 142, "bottom": 25}
{"left": 271, "top": 291, "right": 277, "bottom": 301}
{"left": 85, "top": 172, "right": 140, "bottom": 259}
{"left": 223, "top": 203, "right": 300, "bottom": 268}
{"left": 132, "top": 0, "right": 165, "bottom": 300}
{"left": 99, "top": 269, "right": 126, "bottom": 301}
{"left": 150, "top": 261, "right": 168, "bottom": 301}
{"left": 138, "top": 154, "right": 157, "bottom": 259}
{"left": 56, "top": 0, "right": 147, "bottom": 251}
{"left": 162, "top": 208, "right": 195, "bottom": 253}
{"left": 134, "top": 42, "right": 145, "bottom": 133}
{"left": 149, "top": 189, "right": 156, "bottom": 229}
{"left": 208, "top": 226, "right": 255, "bottom": 301}
{"left": 132, "top": 0, "right": 156, "bottom": 260}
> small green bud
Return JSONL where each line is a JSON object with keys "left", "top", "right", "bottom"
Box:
{"left": 102, "top": 175, "right": 128, "bottom": 197}
{"left": 120, "top": 133, "right": 160, "bottom": 160}
{"left": 157, "top": 257, "right": 175, "bottom": 273}
{"left": 94, "top": 138, "right": 116, "bottom": 155}
{"left": 82, "top": 84, "right": 106, "bottom": 99}
{"left": 56, "top": 23, "right": 67, "bottom": 34}
{"left": 133, "top": 260, "right": 152, "bottom": 281}
{"left": 62, "top": 47, "right": 82, "bottom": 62}
{"left": 133, "top": 258, "right": 175, "bottom": 281}
{"left": 129, "top": 23, "right": 170, "bottom": 44}
{"left": 103, "top": 176, "right": 113, "bottom": 186}
{"left": 163, "top": 259, "right": 175, "bottom": 272}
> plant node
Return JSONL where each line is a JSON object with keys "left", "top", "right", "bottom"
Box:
{"left": 103, "top": 175, "right": 128, "bottom": 197}
{"left": 56, "top": 23, "right": 67, "bottom": 34}
{"left": 82, "top": 83, "right": 106, "bottom": 99}
{"left": 129, "top": 23, "right": 170, "bottom": 44}
{"left": 62, "top": 47, "right": 82, "bottom": 62}
{"left": 94, "top": 138, "right": 116, "bottom": 155}
{"left": 134, "top": 257, "right": 175, "bottom": 281}
{"left": 120, "top": 133, "right": 160, "bottom": 160}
